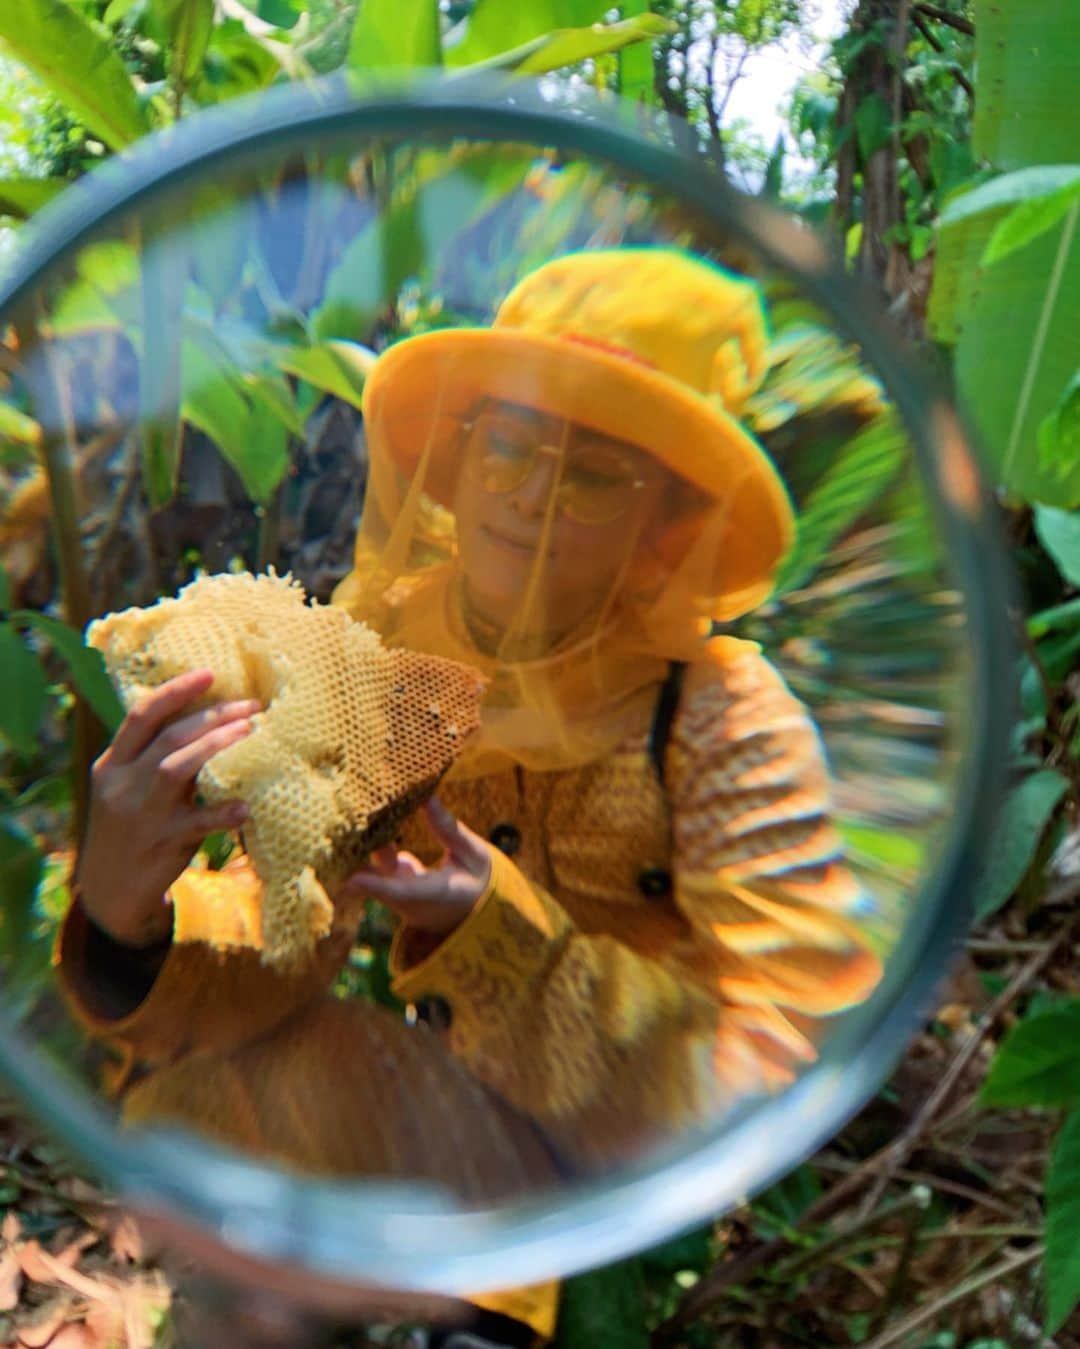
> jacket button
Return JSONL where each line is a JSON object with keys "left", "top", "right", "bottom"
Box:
{"left": 637, "top": 866, "right": 672, "bottom": 899}
{"left": 414, "top": 995, "right": 453, "bottom": 1030}
{"left": 489, "top": 822, "right": 522, "bottom": 856}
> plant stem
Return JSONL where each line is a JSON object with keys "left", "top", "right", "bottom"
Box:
{"left": 14, "top": 317, "right": 100, "bottom": 841}
{"left": 860, "top": 1244, "right": 1043, "bottom": 1349}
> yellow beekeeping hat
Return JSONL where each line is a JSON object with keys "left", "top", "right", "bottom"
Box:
{"left": 362, "top": 247, "right": 794, "bottom": 619}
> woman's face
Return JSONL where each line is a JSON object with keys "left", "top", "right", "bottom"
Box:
{"left": 452, "top": 400, "right": 668, "bottom": 639}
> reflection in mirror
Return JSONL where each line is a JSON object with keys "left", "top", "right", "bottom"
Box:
{"left": 1, "top": 136, "right": 963, "bottom": 1223}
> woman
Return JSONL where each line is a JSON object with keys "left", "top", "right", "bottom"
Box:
{"left": 63, "top": 247, "right": 881, "bottom": 1341}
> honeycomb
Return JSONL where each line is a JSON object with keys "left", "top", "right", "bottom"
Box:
{"left": 87, "top": 571, "right": 487, "bottom": 970}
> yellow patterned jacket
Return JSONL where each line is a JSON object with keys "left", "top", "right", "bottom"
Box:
{"left": 58, "top": 634, "right": 881, "bottom": 1181}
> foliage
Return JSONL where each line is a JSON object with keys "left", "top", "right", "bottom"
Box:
{"left": 0, "top": 0, "right": 1078, "bottom": 1345}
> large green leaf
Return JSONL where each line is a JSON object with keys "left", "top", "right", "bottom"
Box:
{"left": 970, "top": 769, "right": 1069, "bottom": 920}
{"left": 348, "top": 0, "right": 441, "bottom": 69}
{"left": 445, "top": 0, "right": 609, "bottom": 67}
{"left": 981, "top": 999, "right": 1080, "bottom": 1108}
{"left": 0, "top": 624, "right": 49, "bottom": 757}
{"left": 498, "top": 14, "right": 672, "bottom": 78}
{"left": 774, "top": 413, "right": 906, "bottom": 594}
{"left": 946, "top": 199, "right": 1080, "bottom": 506}
{"left": 276, "top": 340, "right": 376, "bottom": 411}
{"left": 939, "top": 168, "right": 1080, "bottom": 231}
{"left": 10, "top": 611, "right": 125, "bottom": 732}
{"left": 0, "top": 0, "right": 150, "bottom": 150}
{"left": 555, "top": 1261, "right": 649, "bottom": 1349}
{"left": 152, "top": 0, "right": 214, "bottom": 87}
{"left": 1047, "top": 1110, "right": 1080, "bottom": 1332}
{"left": 617, "top": 0, "right": 654, "bottom": 102}
{"left": 1035, "top": 504, "right": 1080, "bottom": 587}
{"left": 985, "top": 177, "right": 1080, "bottom": 265}
{"left": 1037, "top": 375, "right": 1080, "bottom": 495}
{"left": 929, "top": 4, "right": 1080, "bottom": 508}
{"left": 0, "top": 177, "right": 67, "bottom": 220}
{"left": 973, "top": 0, "right": 1080, "bottom": 171}
{"left": 181, "top": 341, "right": 291, "bottom": 503}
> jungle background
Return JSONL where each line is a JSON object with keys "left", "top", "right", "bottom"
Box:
{"left": 0, "top": 0, "right": 1078, "bottom": 1345}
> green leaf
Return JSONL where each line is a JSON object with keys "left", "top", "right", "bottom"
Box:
{"left": 276, "top": 340, "right": 375, "bottom": 410}
{"left": 555, "top": 1260, "right": 649, "bottom": 1349}
{"left": 1035, "top": 504, "right": 1080, "bottom": 586}
{"left": 939, "top": 167, "right": 1080, "bottom": 230}
{"left": 641, "top": 1226, "right": 712, "bottom": 1275}
{"left": 755, "top": 1164, "right": 824, "bottom": 1228}
{"left": 1046, "top": 1110, "right": 1080, "bottom": 1332}
{"left": 0, "top": 0, "right": 151, "bottom": 151}
{"left": 0, "top": 819, "right": 43, "bottom": 966}
{"left": 954, "top": 200, "right": 1080, "bottom": 506}
{"left": 445, "top": 0, "right": 608, "bottom": 67}
{"left": 854, "top": 93, "right": 891, "bottom": 161}
{"left": 152, "top": 0, "right": 214, "bottom": 86}
{"left": 0, "top": 623, "right": 48, "bottom": 756}
{"left": 10, "top": 611, "right": 125, "bottom": 732}
{"left": 199, "top": 19, "right": 281, "bottom": 101}
{"left": 0, "top": 563, "right": 10, "bottom": 611}
{"left": 617, "top": 0, "right": 653, "bottom": 103}
{"left": 984, "top": 177, "right": 1080, "bottom": 265}
{"left": 181, "top": 342, "right": 290, "bottom": 503}
{"left": 981, "top": 999, "right": 1080, "bottom": 1108}
{"left": 0, "top": 400, "right": 42, "bottom": 447}
{"left": 503, "top": 15, "right": 672, "bottom": 78}
{"left": 1037, "top": 375, "right": 1080, "bottom": 495}
{"left": 311, "top": 197, "right": 423, "bottom": 340}
{"left": 971, "top": 769, "right": 1069, "bottom": 921}
{"left": 348, "top": 0, "right": 441, "bottom": 69}
{"left": 104, "top": 0, "right": 143, "bottom": 22}
{"left": 774, "top": 413, "right": 906, "bottom": 594}
{"left": 1028, "top": 596, "right": 1080, "bottom": 639}
{"left": 974, "top": 0, "right": 1080, "bottom": 171}
{"left": 0, "top": 177, "right": 67, "bottom": 221}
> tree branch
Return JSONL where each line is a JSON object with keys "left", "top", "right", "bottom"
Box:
{"left": 914, "top": 3, "right": 975, "bottom": 37}
{"left": 911, "top": 8, "right": 975, "bottom": 98}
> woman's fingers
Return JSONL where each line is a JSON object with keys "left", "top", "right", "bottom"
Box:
{"left": 349, "top": 866, "right": 458, "bottom": 903}
{"left": 171, "top": 798, "right": 250, "bottom": 845}
{"left": 108, "top": 669, "right": 215, "bottom": 764}
{"left": 148, "top": 698, "right": 261, "bottom": 764}
{"left": 155, "top": 717, "right": 253, "bottom": 800}
{"left": 422, "top": 798, "right": 490, "bottom": 875}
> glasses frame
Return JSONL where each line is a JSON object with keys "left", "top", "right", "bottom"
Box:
{"left": 460, "top": 406, "right": 650, "bottom": 526}
{"left": 0, "top": 73, "right": 1015, "bottom": 1301}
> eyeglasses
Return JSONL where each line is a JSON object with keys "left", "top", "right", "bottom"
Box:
{"left": 461, "top": 408, "right": 647, "bottom": 526}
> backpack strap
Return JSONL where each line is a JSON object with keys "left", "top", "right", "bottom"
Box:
{"left": 648, "top": 661, "right": 687, "bottom": 789}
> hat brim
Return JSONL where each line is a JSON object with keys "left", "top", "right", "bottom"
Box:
{"left": 363, "top": 328, "right": 795, "bottom": 618}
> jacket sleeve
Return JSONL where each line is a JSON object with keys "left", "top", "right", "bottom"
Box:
{"left": 388, "top": 638, "right": 882, "bottom": 1170}
{"left": 55, "top": 854, "right": 348, "bottom": 1092}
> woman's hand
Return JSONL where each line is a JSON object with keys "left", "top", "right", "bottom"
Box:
{"left": 338, "top": 799, "right": 492, "bottom": 936}
{"left": 75, "top": 669, "right": 257, "bottom": 949}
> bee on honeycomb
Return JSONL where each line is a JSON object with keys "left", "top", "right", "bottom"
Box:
{"left": 86, "top": 570, "right": 487, "bottom": 971}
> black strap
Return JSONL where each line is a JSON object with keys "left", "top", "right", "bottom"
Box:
{"left": 648, "top": 660, "right": 687, "bottom": 788}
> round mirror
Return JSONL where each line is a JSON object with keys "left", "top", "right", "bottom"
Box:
{"left": 0, "top": 75, "right": 1012, "bottom": 1313}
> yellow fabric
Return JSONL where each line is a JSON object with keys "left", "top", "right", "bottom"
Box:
{"left": 333, "top": 248, "right": 796, "bottom": 776}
